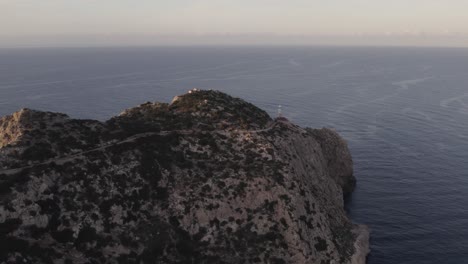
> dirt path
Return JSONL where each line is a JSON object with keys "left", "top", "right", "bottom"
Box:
{"left": 0, "top": 122, "right": 277, "bottom": 176}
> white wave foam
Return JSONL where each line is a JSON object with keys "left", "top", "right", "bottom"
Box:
{"left": 401, "top": 108, "right": 432, "bottom": 121}
{"left": 392, "top": 77, "right": 433, "bottom": 90}
{"left": 440, "top": 93, "right": 468, "bottom": 108}
{"left": 288, "top": 59, "right": 301, "bottom": 67}
{"left": 321, "top": 61, "right": 345, "bottom": 68}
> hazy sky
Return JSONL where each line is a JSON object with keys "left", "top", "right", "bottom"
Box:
{"left": 1, "top": 0, "right": 468, "bottom": 47}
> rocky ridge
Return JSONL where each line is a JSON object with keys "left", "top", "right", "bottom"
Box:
{"left": 0, "top": 90, "right": 369, "bottom": 263}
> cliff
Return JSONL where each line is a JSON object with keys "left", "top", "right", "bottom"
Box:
{"left": 0, "top": 90, "right": 369, "bottom": 263}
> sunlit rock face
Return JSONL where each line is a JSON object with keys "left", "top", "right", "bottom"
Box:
{"left": 0, "top": 90, "right": 369, "bottom": 264}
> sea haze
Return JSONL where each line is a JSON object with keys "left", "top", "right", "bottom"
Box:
{"left": 1, "top": 46, "right": 468, "bottom": 264}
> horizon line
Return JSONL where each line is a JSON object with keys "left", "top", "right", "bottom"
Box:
{"left": 2, "top": 43, "right": 468, "bottom": 50}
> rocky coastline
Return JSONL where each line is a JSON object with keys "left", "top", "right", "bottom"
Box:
{"left": 0, "top": 89, "right": 369, "bottom": 263}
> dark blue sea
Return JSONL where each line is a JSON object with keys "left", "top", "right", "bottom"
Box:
{"left": 1, "top": 46, "right": 468, "bottom": 264}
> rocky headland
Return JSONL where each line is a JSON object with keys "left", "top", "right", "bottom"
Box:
{"left": 0, "top": 90, "right": 369, "bottom": 263}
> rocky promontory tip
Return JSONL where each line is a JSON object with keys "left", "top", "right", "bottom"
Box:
{"left": 0, "top": 89, "right": 369, "bottom": 263}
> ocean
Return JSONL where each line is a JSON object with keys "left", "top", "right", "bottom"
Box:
{"left": 1, "top": 46, "right": 468, "bottom": 264}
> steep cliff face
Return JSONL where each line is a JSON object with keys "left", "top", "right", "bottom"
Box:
{"left": 309, "top": 128, "right": 356, "bottom": 196}
{"left": 0, "top": 90, "right": 369, "bottom": 264}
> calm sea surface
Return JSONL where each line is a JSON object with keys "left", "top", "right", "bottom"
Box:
{"left": 1, "top": 46, "right": 468, "bottom": 264}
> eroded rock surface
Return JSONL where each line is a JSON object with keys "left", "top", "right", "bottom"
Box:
{"left": 0, "top": 90, "right": 369, "bottom": 263}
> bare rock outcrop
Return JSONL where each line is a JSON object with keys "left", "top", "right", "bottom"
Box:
{"left": 0, "top": 90, "right": 369, "bottom": 263}
{"left": 309, "top": 128, "right": 356, "bottom": 195}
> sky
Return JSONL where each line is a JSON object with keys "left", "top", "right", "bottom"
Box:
{"left": 1, "top": 0, "right": 468, "bottom": 47}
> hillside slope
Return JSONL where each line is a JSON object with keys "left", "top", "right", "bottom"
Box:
{"left": 0, "top": 90, "right": 369, "bottom": 264}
